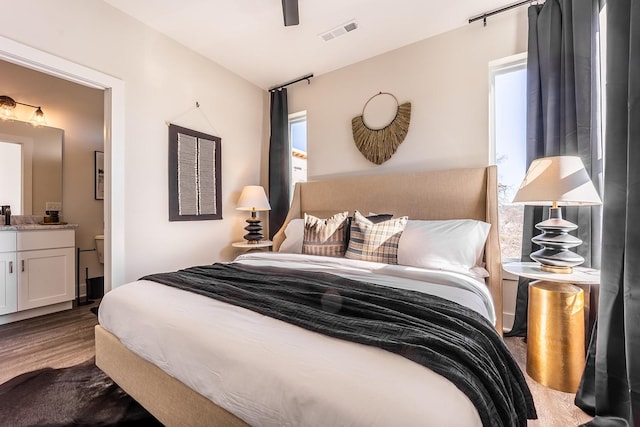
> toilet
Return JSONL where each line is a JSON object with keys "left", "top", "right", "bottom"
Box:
{"left": 95, "top": 235, "right": 104, "bottom": 264}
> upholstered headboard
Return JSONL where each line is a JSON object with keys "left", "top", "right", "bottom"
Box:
{"left": 272, "top": 166, "right": 503, "bottom": 334}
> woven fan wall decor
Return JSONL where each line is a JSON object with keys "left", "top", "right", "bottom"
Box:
{"left": 351, "top": 92, "right": 411, "bottom": 165}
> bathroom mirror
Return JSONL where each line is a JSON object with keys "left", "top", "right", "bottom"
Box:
{"left": 0, "top": 121, "right": 63, "bottom": 215}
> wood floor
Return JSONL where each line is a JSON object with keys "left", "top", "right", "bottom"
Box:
{"left": 504, "top": 336, "right": 592, "bottom": 426}
{"left": 0, "top": 304, "right": 592, "bottom": 426}
{"left": 0, "top": 302, "right": 98, "bottom": 384}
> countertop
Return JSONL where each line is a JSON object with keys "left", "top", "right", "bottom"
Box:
{"left": 0, "top": 223, "right": 79, "bottom": 231}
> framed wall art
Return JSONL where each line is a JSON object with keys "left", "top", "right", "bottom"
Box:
{"left": 168, "top": 124, "right": 222, "bottom": 221}
{"left": 95, "top": 151, "right": 104, "bottom": 200}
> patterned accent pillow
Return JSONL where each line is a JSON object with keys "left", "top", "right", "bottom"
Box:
{"left": 346, "top": 210, "right": 408, "bottom": 264}
{"left": 303, "top": 212, "right": 349, "bottom": 257}
{"left": 345, "top": 213, "right": 393, "bottom": 244}
{"left": 364, "top": 213, "right": 394, "bottom": 224}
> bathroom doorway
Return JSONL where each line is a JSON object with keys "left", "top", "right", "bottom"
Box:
{"left": 0, "top": 35, "right": 125, "bottom": 293}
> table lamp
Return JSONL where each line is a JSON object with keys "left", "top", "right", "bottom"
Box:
{"left": 512, "top": 156, "right": 602, "bottom": 273}
{"left": 237, "top": 185, "right": 271, "bottom": 243}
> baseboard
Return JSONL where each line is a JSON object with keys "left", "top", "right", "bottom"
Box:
{"left": 0, "top": 301, "right": 73, "bottom": 325}
{"left": 503, "top": 312, "right": 515, "bottom": 333}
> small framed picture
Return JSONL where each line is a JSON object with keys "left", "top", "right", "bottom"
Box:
{"left": 95, "top": 151, "right": 104, "bottom": 200}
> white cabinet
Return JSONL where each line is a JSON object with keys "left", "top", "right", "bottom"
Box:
{"left": 16, "top": 230, "right": 75, "bottom": 311}
{"left": 0, "top": 232, "right": 17, "bottom": 315}
{"left": 0, "top": 229, "right": 75, "bottom": 323}
{"left": 18, "top": 247, "right": 75, "bottom": 310}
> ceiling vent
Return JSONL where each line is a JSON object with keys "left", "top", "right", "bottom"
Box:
{"left": 319, "top": 20, "right": 358, "bottom": 42}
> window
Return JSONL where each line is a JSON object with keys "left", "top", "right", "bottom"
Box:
{"left": 0, "top": 141, "right": 23, "bottom": 214}
{"left": 288, "top": 111, "right": 307, "bottom": 195}
{"left": 489, "top": 54, "right": 527, "bottom": 260}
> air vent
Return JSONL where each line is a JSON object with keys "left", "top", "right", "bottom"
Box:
{"left": 319, "top": 20, "right": 358, "bottom": 42}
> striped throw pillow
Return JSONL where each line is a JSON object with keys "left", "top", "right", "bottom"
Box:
{"left": 345, "top": 210, "right": 408, "bottom": 264}
{"left": 303, "top": 212, "right": 349, "bottom": 257}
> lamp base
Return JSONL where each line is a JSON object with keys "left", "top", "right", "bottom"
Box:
{"left": 530, "top": 206, "right": 583, "bottom": 274}
{"left": 243, "top": 214, "right": 264, "bottom": 243}
{"left": 540, "top": 264, "right": 574, "bottom": 274}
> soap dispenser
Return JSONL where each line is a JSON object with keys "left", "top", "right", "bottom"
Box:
{"left": 2, "top": 206, "right": 10, "bottom": 225}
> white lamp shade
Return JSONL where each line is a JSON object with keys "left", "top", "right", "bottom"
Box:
{"left": 237, "top": 185, "right": 271, "bottom": 211}
{"left": 512, "top": 156, "right": 602, "bottom": 206}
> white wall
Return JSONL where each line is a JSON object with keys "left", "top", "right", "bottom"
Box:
{"left": 0, "top": 0, "right": 265, "bottom": 283}
{"left": 503, "top": 270, "right": 519, "bottom": 331}
{"left": 288, "top": 8, "right": 528, "bottom": 178}
{"left": 286, "top": 8, "right": 528, "bottom": 328}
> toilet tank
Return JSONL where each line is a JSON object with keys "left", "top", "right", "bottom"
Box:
{"left": 95, "top": 234, "right": 104, "bottom": 264}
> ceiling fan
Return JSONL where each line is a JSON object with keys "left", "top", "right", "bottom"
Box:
{"left": 281, "top": 0, "right": 299, "bottom": 26}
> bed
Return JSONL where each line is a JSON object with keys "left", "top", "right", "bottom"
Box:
{"left": 95, "top": 166, "right": 535, "bottom": 426}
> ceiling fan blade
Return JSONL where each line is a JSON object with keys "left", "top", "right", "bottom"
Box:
{"left": 282, "top": 0, "right": 299, "bottom": 26}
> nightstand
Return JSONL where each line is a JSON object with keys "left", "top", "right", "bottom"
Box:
{"left": 232, "top": 240, "right": 273, "bottom": 252}
{"left": 503, "top": 262, "right": 600, "bottom": 393}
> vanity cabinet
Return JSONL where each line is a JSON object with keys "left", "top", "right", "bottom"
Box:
{"left": 0, "top": 228, "right": 75, "bottom": 324}
{"left": 0, "top": 232, "right": 18, "bottom": 315}
{"left": 17, "top": 230, "right": 75, "bottom": 310}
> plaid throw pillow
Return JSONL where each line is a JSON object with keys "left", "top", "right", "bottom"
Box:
{"left": 345, "top": 210, "right": 408, "bottom": 264}
{"left": 303, "top": 212, "right": 349, "bottom": 257}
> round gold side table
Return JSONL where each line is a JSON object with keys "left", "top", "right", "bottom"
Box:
{"left": 503, "top": 262, "right": 600, "bottom": 393}
{"left": 527, "top": 280, "right": 584, "bottom": 392}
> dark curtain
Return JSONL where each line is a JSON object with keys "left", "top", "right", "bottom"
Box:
{"left": 506, "top": 0, "right": 602, "bottom": 337}
{"left": 268, "top": 88, "right": 290, "bottom": 239}
{"left": 575, "top": 1, "right": 640, "bottom": 425}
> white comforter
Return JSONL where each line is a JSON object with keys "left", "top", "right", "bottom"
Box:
{"left": 99, "top": 253, "right": 495, "bottom": 427}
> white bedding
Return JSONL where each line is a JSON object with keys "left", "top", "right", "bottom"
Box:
{"left": 99, "top": 253, "right": 494, "bottom": 427}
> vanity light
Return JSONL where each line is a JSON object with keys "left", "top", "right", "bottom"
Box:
{"left": 31, "top": 107, "right": 46, "bottom": 125}
{"left": 0, "top": 95, "right": 47, "bottom": 126}
{"left": 0, "top": 95, "right": 15, "bottom": 118}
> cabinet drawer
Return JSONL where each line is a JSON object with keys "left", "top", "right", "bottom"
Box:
{"left": 0, "top": 232, "right": 17, "bottom": 253}
{"left": 17, "top": 230, "right": 75, "bottom": 251}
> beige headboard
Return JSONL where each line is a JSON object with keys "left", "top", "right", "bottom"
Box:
{"left": 272, "top": 166, "right": 503, "bottom": 334}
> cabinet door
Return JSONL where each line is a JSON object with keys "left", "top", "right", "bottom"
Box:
{"left": 0, "top": 252, "right": 18, "bottom": 315}
{"left": 18, "top": 247, "right": 75, "bottom": 311}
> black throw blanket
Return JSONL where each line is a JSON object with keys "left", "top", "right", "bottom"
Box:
{"left": 142, "top": 263, "right": 536, "bottom": 426}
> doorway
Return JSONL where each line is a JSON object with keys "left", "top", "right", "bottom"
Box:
{"left": 0, "top": 35, "right": 125, "bottom": 292}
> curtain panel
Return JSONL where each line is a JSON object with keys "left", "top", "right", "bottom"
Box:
{"left": 576, "top": 1, "right": 640, "bottom": 425}
{"left": 268, "top": 89, "right": 291, "bottom": 239}
{"left": 506, "top": 0, "right": 603, "bottom": 337}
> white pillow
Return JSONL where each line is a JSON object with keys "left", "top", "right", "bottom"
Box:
{"left": 397, "top": 219, "right": 491, "bottom": 278}
{"left": 278, "top": 218, "right": 304, "bottom": 253}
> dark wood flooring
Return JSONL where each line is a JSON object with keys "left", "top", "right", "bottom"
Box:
{"left": 0, "top": 303, "right": 592, "bottom": 426}
{"left": 0, "top": 302, "right": 98, "bottom": 384}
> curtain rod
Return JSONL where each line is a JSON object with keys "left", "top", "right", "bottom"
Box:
{"left": 269, "top": 73, "right": 314, "bottom": 92}
{"left": 468, "top": 0, "right": 538, "bottom": 26}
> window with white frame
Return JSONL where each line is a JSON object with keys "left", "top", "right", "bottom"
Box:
{"left": 288, "top": 111, "right": 307, "bottom": 195}
{"left": 0, "top": 141, "right": 23, "bottom": 214}
{"left": 489, "top": 54, "right": 527, "bottom": 260}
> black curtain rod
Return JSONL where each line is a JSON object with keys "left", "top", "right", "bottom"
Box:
{"left": 468, "top": 0, "right": 538, "bottom": 26}
{"left": 269, "top": 73, "right": 314, "bottom": 92}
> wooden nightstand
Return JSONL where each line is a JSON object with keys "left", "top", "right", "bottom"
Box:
{"left": 232, "top": 240, "right": 273, "bottom": 252}
{"left": 503, "top": 262, "right": 600, "bottom": 393}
